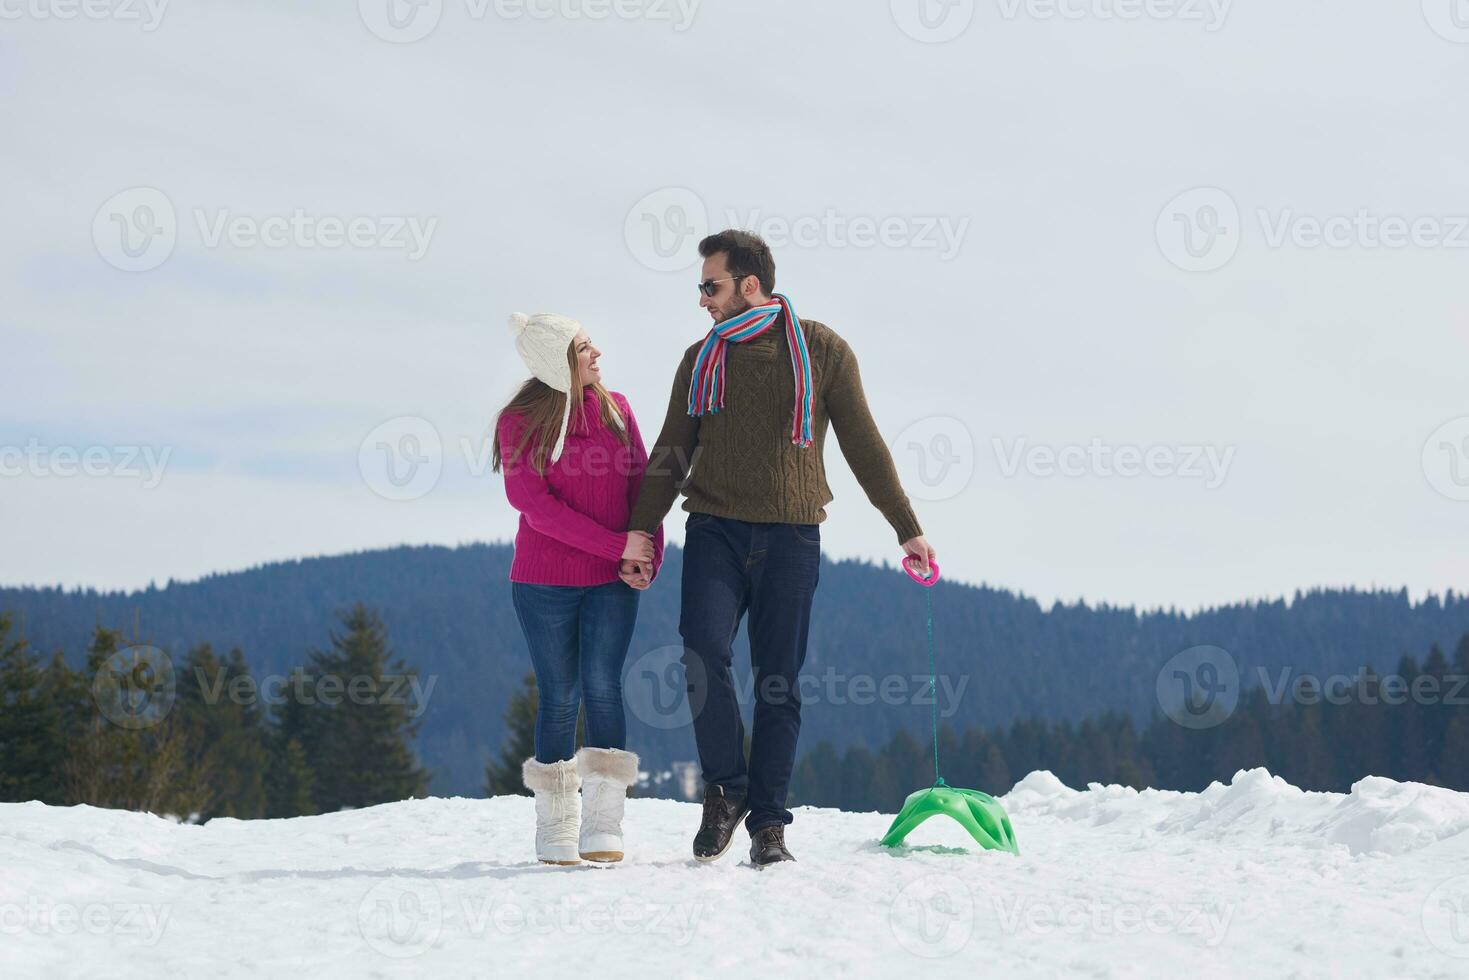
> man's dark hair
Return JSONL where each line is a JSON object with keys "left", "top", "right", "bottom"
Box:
{"left": 698, "top": 229, "right": 776, "bottom": 296}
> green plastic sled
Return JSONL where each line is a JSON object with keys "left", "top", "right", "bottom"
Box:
{"left": 880, "top": 782, "right": 1019, "bottom": 854}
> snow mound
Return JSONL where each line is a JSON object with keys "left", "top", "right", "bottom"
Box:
{"left": 1316, "top": 776, "right": 1469, "bottom": 856}
{"left": 3, "top": 771, "right": 1468, "bottom": 978}
{"left": 1003, "top": 768, "right": 1469, "bottom": 857}
{"left": 1151, "top": 767, "right": 1314, "bottom": 842}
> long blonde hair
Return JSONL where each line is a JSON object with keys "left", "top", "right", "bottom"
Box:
{"left": 492, "top": 340, "right": 628, "bottom": 477}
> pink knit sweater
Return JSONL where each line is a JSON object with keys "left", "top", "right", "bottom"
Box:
{"left": 499, "top": 387, "right": 665, "bottom": 586}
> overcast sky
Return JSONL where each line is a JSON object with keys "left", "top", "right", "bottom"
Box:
{"left": 2, "top": 1, "right": 1466, "bottom": 610}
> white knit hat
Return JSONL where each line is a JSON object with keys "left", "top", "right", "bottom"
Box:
{"left": 508, "top": 311, "right": 582, "bottom": 464}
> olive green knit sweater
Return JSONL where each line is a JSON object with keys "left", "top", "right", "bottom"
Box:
{"left": 627, "top": 316, "right": 923, "bottom": 544}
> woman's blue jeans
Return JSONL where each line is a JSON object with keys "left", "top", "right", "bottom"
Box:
{"left": 511, "top": 579, "right": 641, "bottom": 764}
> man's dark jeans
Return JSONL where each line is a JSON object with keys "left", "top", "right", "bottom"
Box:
{"left": 679, "top": 512, "right": 821, "bottom": 832}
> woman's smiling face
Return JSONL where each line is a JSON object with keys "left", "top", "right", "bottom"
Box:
{"left": 573, "top": 329, "right": 602, "bottom": 387}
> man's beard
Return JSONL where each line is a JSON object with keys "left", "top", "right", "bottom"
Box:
{"left": 712, "top": 291, "right": 753, "bottom": 324}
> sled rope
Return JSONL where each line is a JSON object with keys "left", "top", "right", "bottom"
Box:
{"left": 925, "top": 587, "right": 945, "bottom": 788}
{"left": 883, "top": 556, "right": 1018, "bottom": 854}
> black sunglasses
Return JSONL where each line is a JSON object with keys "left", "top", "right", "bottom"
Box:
{"left": 697, "top": 275, "right": 745, "bottom": 297}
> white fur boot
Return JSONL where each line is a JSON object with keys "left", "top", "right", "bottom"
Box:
{"left": 522, "top": 757, "right": 581, "bottom": 865}
{"left": 576, "top": 747, "right": 639, "bottom": 862}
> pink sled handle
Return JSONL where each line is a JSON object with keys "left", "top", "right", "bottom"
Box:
{"left": 902, "top": 555, "right": 940, "bottom": 587}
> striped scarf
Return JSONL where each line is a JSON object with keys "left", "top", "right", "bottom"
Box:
{"left": 687, "top": 292, "right": 814, "bottom": 448}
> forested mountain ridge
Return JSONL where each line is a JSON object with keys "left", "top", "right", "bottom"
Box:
{"left": 5, "top": 542, "right": 1466, "bottom": 795}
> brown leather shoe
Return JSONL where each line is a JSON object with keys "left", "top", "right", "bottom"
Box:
{"left": 693, "top": 785, "right": 748, "bottom": 862}
{"left": 749, "top": 823, "right": 795, "bottom": 868}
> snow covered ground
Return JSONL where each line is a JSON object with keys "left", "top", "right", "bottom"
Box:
{"left": 4, "top": 768, "right": 1469, "bottom": 978}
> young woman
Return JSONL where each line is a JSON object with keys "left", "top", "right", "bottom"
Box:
{"left": 493, "top": 311, "right": 664, "bottom": 865}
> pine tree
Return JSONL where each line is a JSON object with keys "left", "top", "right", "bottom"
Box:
{"left": 790, "top": 740, "right": 842, "bottom": 806}
{"left": 1389, "top": 654, "right": 1433, "bottom": 783}
{"left": 1441, "top": 634, "right": 1469, "bottom": 791}
{"left": 1332, "top": 667, "right": 1390, "bottom": 789}
{"left": 220, "top": 647, "right": 270, "bottom": 815}
{"left": 485, "top": 673, "right": 538, "bottom": 796}
{"left": 975, "top": 734, "right": 1013, "bottom": 794}
{"left": 1421, "top": 644, "right": 1453, "bottom": 783}
{"left": 269, "top": 665, "right": 323, "bottom": 816}
{"left": 63, "top": 627, "right": 209, "bottom": 816}
{"left": 266, "top": 737, "right": 317, "bottom": 817}
{"left": 0, "top": 613, "right": 68, "bottom": 802}
{"left": 64, "top": 626, "right": 147, "bottom": 807}
{"left": 839, "top": 745, "right": 878, "bottom": 811}
{"left": 176, "top": 644, "right": 270, "bottom": 819}
{"left": 307, "top": 604, "right": 430, "bottom": 812}
{"left": 1286, "top": 705, "right": 1334, "bottom": 790}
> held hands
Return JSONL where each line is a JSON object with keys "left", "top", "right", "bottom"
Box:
{"left": 621, "top": 531, "right": 654, "bottom": 567}
{"left": 901, "top": 535, "right": 937, "bottom": 579}
{"left": 619, "top": 530, "right": 656, "bottom": 591}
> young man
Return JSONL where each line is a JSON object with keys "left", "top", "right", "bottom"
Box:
{"left": 622, "top": 230, "right": 935, "bottom": 868}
